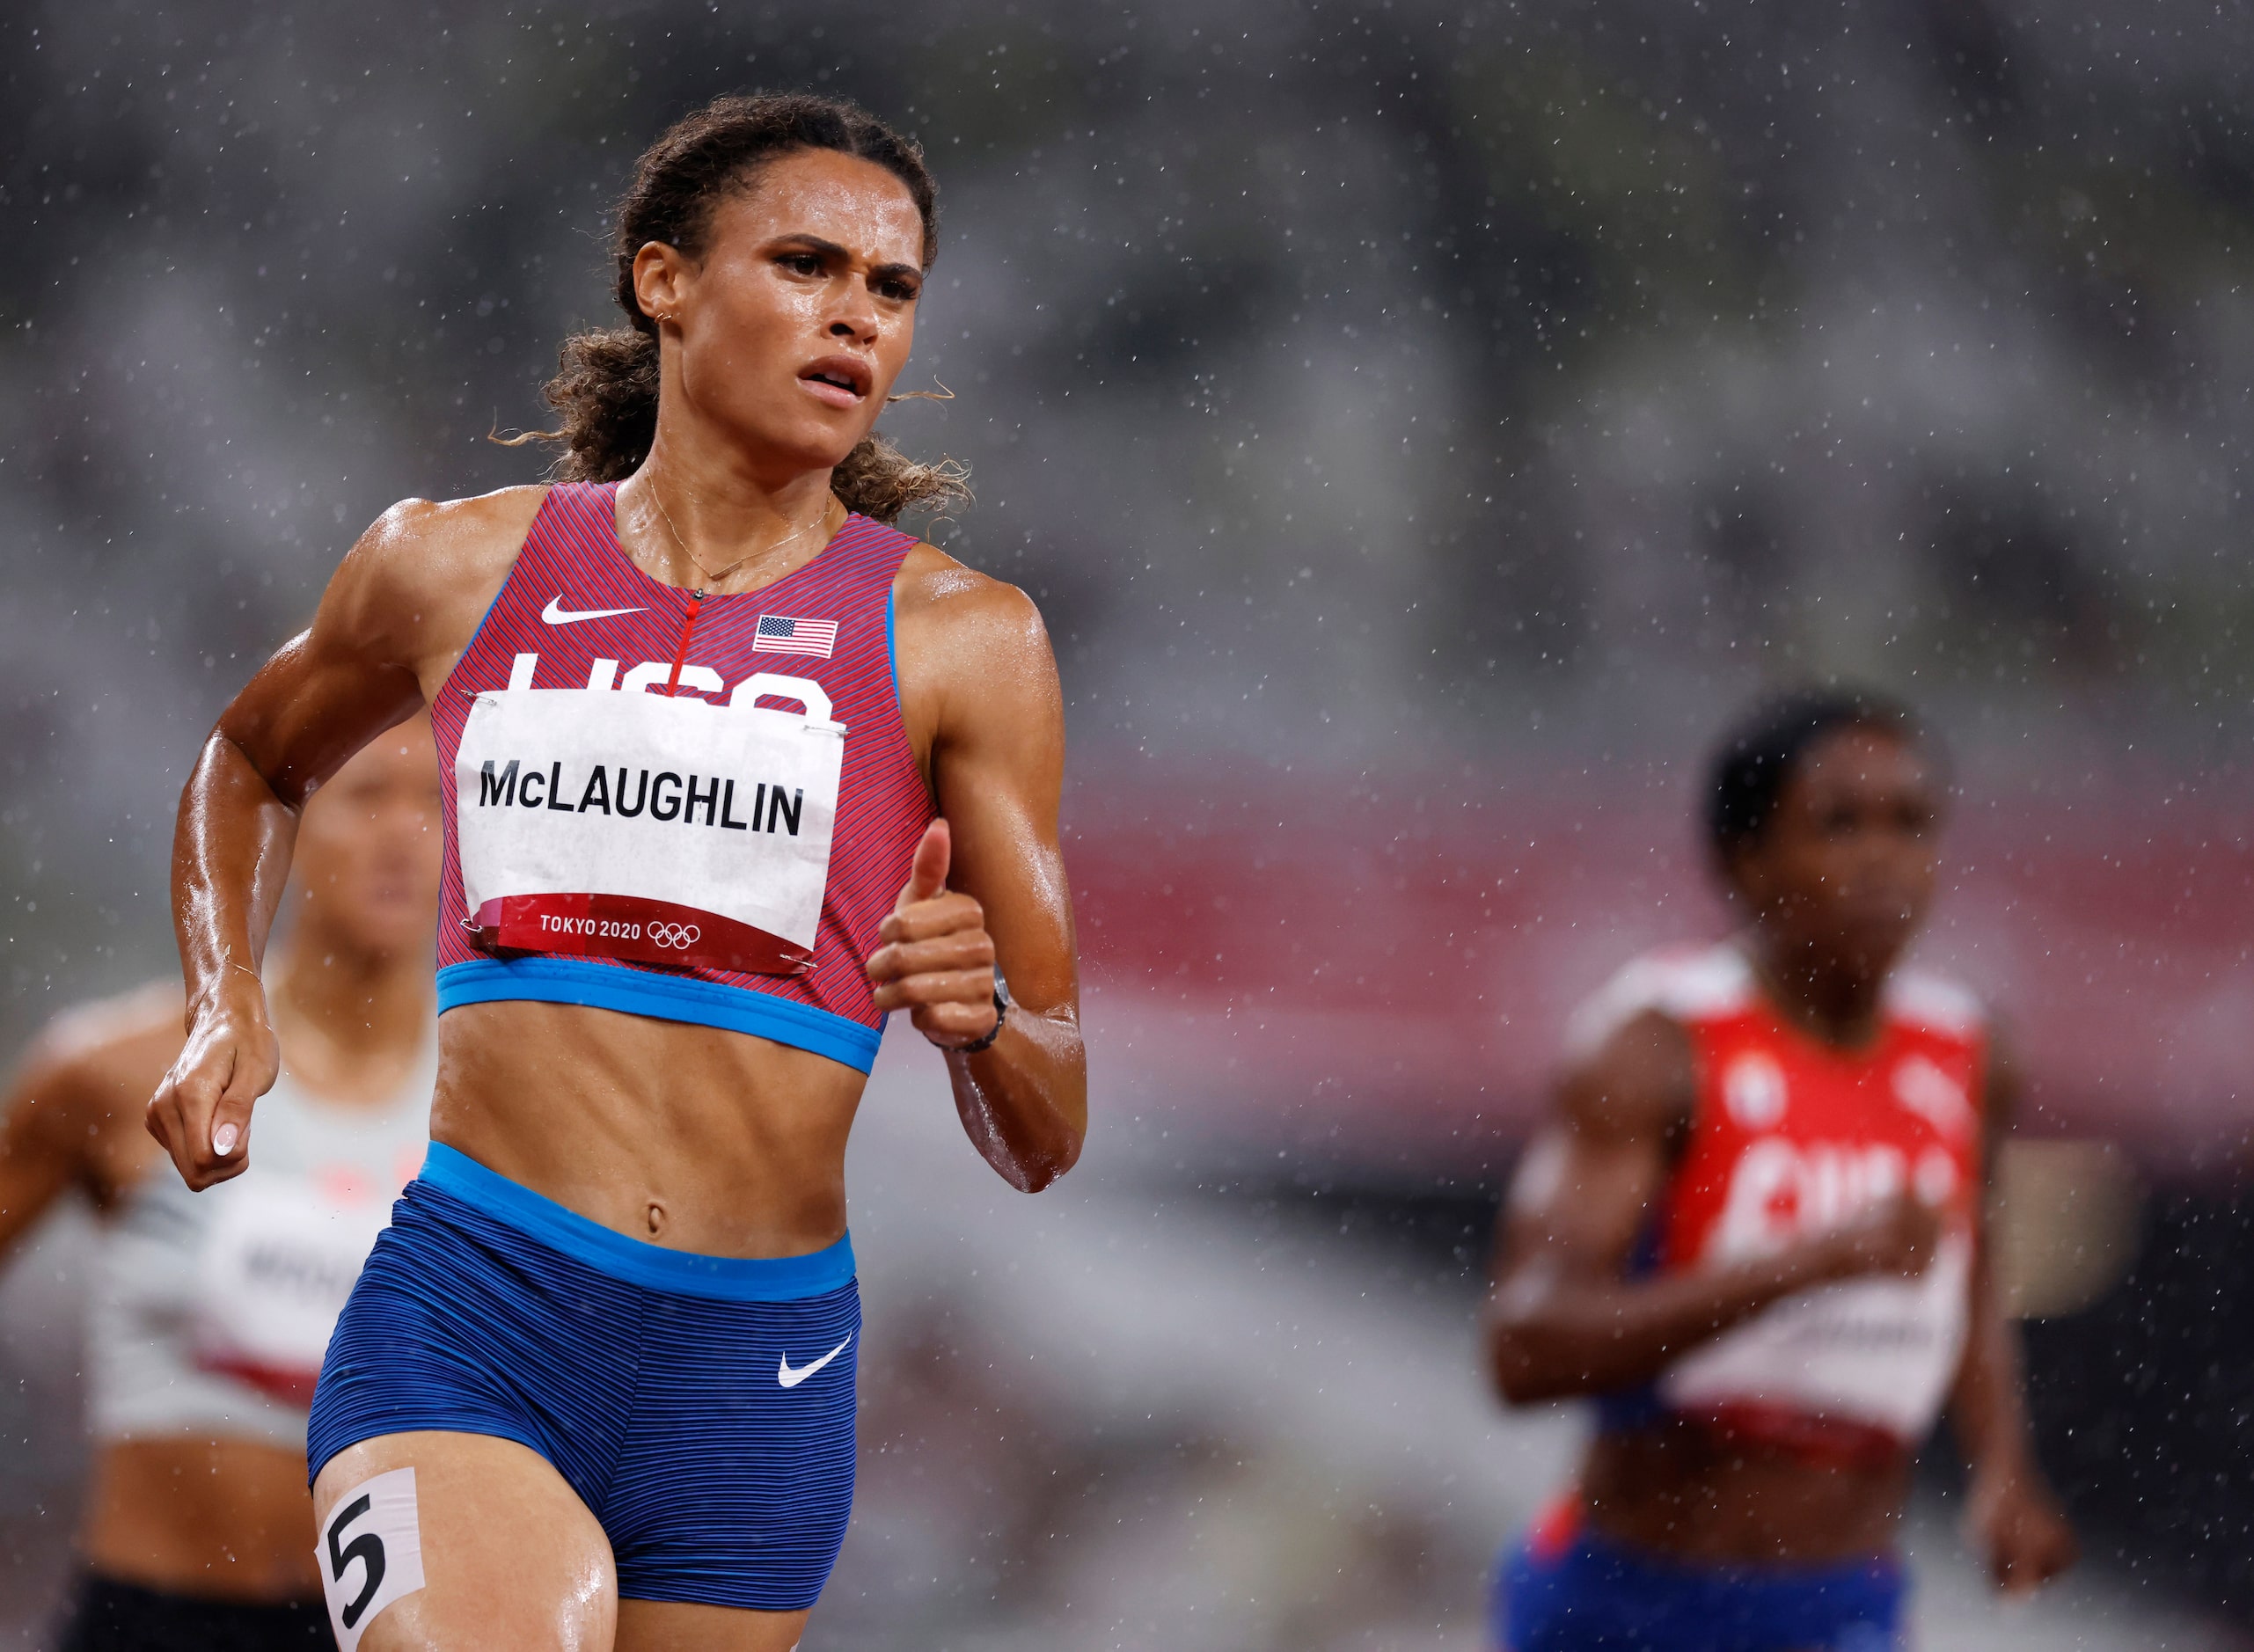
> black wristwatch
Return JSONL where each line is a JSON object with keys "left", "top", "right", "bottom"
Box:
{"left": 956, "top": 976, "right": 1010, "bottom": 1054}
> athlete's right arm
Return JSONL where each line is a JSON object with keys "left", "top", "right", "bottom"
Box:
{"left": 1483, "top": 1009, "right": 1938, "bottom": 1406}
{"left": 150, "top": 491, "right": 534, "bottom": 1191}
{"left": 0, "top": 993, "right": 178, "bottom": 1253}
{"left": 0, "top": 1042, "right": 101, "bottom": 1255}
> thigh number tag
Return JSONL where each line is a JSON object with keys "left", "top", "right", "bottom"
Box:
{"left": 318, "top": 1466, "right": 428, "bottom": 1652}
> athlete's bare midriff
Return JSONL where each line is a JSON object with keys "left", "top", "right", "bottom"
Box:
{"left": 1582, "top": 1423, "right": 1909, "bottom": 1565}
{"left": 431, "top": 1000, "right": 866, "bottom": 1257}
{"left": 81, "top": 1439, "right": 326, "bottom": 1599}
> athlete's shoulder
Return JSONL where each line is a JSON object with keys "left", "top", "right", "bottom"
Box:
{"left": 355, "top": 486, "right": 549, "bottom": 575}
{"left": 322, "top": 486, "right": 548, "bottom": 662}
{"left": 1883, "top": 965, "right": 1987, "bottom": 1040}
{"left": 889, "top": 545, "right": 1059, "bottom": 758}
{"left": 892, "top": 542, "right": 1052, "bottom": 653}
{"left": 1562, "top": 940, "right": 1755, "bottom": 1060}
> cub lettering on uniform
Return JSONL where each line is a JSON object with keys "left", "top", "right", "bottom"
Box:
{"left": 1578, "top": 942, "right": 1987, "bottom": 1455}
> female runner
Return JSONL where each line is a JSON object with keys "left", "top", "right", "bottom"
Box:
{"left": 147, "top": 93, "right": 1086, "bottom": 1651}
{"left": 0, "top": 722, "right": 438, "bottom": 1651}
{"left": 1483, "top": 689, "right": 2075, "bottom": 1650}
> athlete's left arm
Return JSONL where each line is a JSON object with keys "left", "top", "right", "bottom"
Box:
{"left": 1950, "top": 1025, "right": 2078, "bottom": 1595}
{"left": 873, "top": 553, "right": 1086, "bottom": 1191}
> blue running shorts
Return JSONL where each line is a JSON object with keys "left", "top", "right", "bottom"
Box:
{"left": 1493, "top": 1503, "right": 1905, "bottom": 1652}
{"left": 308, "top": 1144, "right": 860, "bottom": 1612}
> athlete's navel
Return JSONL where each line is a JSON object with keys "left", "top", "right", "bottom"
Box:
{"left": 646, "top": 1201, "right": 667, "bottom": 1239}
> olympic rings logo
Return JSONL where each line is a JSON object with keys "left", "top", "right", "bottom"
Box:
{"left": 649, "top": 922, "right": 702, "bottom": 949}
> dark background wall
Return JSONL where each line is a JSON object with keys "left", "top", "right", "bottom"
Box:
{"left": 7, "top": 0, "right": 2252, "bottom": 1007}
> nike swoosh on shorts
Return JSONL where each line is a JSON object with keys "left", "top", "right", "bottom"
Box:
{"left": 542, "top": 596, "right": 648, "bottom": 625}
{"left": 777, "top": 1335, "right": 853, "bottom": 1389}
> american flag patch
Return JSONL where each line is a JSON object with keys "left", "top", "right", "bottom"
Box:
{"left": 752, "top": 614, "right": 838, "bottom": 658}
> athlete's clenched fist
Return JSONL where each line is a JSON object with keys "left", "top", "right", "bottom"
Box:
{"left": 865, "top": 818, "right": 1001, "bottom": 1051}
{"left": 146, "top": 983, "right": 279, "bottom": 1189}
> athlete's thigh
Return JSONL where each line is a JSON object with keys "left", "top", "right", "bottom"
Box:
{"left": 615, "top": 1599, "right": 810, "bottom": 1652}
{"left": 313, "top": 1429, "right": 616, "bottom": 1652}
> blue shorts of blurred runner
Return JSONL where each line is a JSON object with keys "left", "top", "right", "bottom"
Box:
{"left": 1492, "top": 1503, "right": 1905, "bottom": 1652}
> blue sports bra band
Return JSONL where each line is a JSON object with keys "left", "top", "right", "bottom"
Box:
{"left": 435, "top": 956, "right": 882, "bottom": 1074}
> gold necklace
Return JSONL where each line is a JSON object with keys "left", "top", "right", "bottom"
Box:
{"left": 644, "top": 481, "right": 835, "bottom": 594}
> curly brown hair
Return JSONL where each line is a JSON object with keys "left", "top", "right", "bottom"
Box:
{"left": 518, "top": 92, "right": 967, "bottom": 524}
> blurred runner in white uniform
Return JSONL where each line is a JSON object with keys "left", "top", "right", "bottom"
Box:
{"left": 0, "top": 719, "right": 438, "bottom": 1651}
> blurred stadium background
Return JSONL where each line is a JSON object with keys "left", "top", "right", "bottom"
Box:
{"left": 4, "top": 0, "right": 2252, "bottom": 1645}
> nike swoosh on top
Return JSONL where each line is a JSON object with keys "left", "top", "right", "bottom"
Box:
{"left": 777, "top": 1335, "right": 853, "bottom": 1389}
{"left": 541, "top": 596, "right": 648, "bottom": 625}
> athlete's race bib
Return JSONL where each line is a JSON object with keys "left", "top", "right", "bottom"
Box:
{"left": 455, "top": 675, "right": 845, "bottom": 975}
{"left": 194, "top": 1181, "right": 394, "bottom": 1407}
{"left": 1659, "top": 1234, "right": 1972, "bottom": 1442}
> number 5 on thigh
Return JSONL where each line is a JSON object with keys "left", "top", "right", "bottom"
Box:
{"left": 313, "top": 1432, "right": 616, "bottom": 1652}
{"left": 319, "top": 1468, "right": 421, "bottom": 1650}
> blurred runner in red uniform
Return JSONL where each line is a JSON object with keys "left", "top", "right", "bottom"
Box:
{"left": 1484, "top": 688, "right": 2075, "bottom": 1651}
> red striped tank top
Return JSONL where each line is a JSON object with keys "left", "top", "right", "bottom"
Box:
{"left": 431, "top": 482, "right": 934, "bottom": 1073}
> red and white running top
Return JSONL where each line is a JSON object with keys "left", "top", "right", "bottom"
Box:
{"left": 431, "top": 482, "right": 936, "bottom": 1075}
{"left": 1570, "top": 940, "right": 1989, "bottom": 1455}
